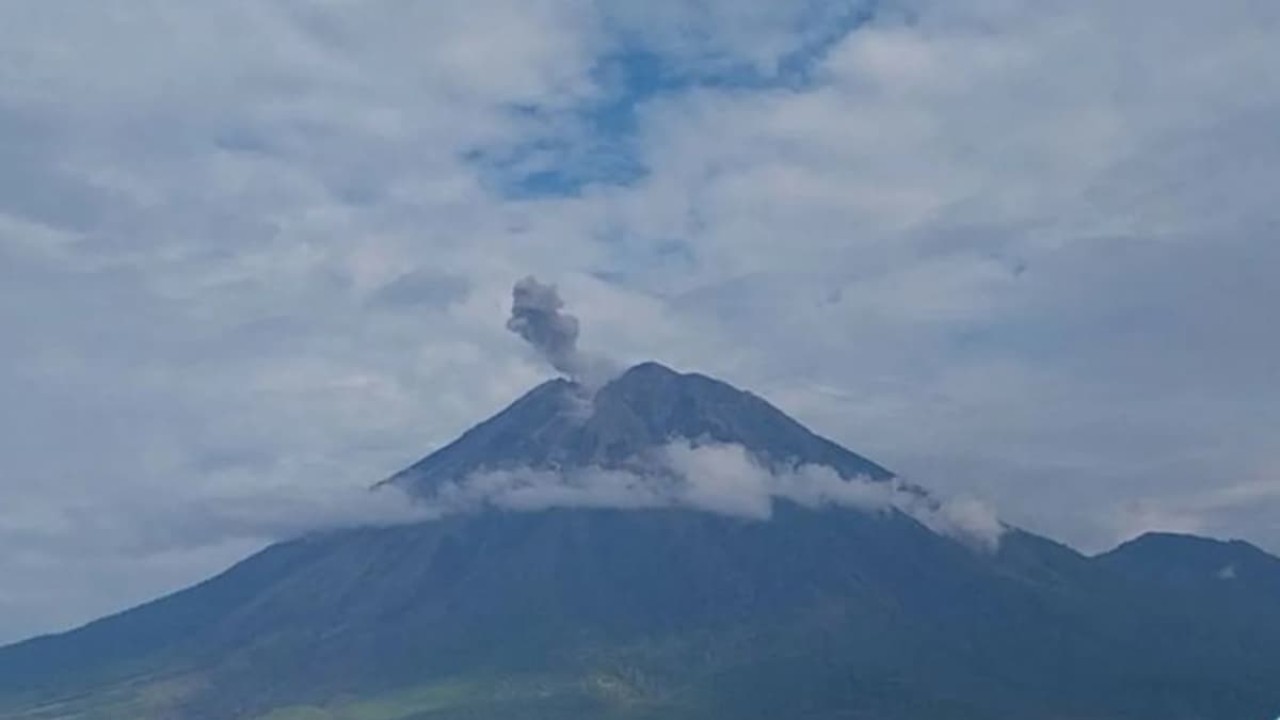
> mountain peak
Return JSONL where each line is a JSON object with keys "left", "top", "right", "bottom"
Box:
{"left": 1105, "top": 531, "right": 1261, "bottom": 558}
{"left": 385, "top": 362, "right": 892, "bottom": 496}
{"left": 1097, "top": 531, "right": 1280, "bottom": 595}
{"left": 615, "top": 360, "right": 680, "bottom": 380}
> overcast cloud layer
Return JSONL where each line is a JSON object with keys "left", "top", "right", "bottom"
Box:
{"left": 1, "top": 0, "right": 1277, "bottom": 643}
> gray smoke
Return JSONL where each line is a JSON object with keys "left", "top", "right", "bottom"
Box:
{"left": 507, "top": 276, "right": 609, "bottom": 385}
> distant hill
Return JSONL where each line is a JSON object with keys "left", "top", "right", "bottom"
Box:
{"left": 2, "top": 363, "right": 1278, "bottom": 719}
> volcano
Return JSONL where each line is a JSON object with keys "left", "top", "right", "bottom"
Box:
{"left": 381, "top": 362, "right": 892, "bottom": 496}
{"left": 2, "top": 363, "right": 1279, "bottom": 720}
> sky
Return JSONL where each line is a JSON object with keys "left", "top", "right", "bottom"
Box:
{"left": 0, "top": 0, "right": 1278, "bottom": 644}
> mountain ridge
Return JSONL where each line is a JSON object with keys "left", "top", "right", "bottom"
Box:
{"left": 2, "top": 362, "right": 1279, "bottom": 720}
{"left": 382, "top": 361, "right": 894, "bottom": 498}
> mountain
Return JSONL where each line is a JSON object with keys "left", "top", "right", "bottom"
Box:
{"left": 2, "top": 363, "right": 1280, "bottom": 720}
{"left": 1098, "top": 531, "right": 1280, "bottom": 597}
{"left": 380, "top": 361, "right": 893, "bottom": 496}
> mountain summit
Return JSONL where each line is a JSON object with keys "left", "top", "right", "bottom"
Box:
{"left": 384, "top": 362, "right": 892, "bottom": 497}
{"left": 2, "top": 364, "right": 1280, "bottom": 720}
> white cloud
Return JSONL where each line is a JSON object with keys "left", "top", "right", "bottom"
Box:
{"left": 0, "top": 0, "right": 1278, "bottom": 642}
{"left": 600, "top": 0, "right": 870, "bottom": 75}
{"left": 425, "top": 441, "right": 1006, "bottom": 549}
{"left": 1106, "top": 473, "right": 1280, "bottom": 547}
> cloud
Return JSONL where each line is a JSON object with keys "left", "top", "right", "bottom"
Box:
{"left": 369, "top": 270, "right": 471, "bottom": 310}
{"left": 1106, "top": 475, "right": 1280, "bottom": 546}
{"left": 1, "top": 0, "right": 1278, "bottom": 643}
{"left": 600, "top": 0, "right": 874, "bottom": 77}
{"left": 422, "top": 441, "right": 1007, "bottom": 549}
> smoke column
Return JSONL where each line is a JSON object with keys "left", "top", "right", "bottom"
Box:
{"left": 506, "top": 276, "right": 609, "bottom": 385}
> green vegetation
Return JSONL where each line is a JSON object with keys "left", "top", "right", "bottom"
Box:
{"left": 255, "top": 679, "right": 522, "bottom": 720}
{"left": 252, "top": 673, "right": 676, "bottom": 720}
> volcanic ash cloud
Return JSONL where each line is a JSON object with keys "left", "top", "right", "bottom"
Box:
{"left": 506, "top": 276, "right": 613, "bottom": 387}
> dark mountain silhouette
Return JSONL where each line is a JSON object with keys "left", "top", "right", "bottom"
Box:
{"left": 1, "top": 363, "right": 1278, "bottom": 720}
{"left": 381, "top": 362, "right": 893, "bottom": 496}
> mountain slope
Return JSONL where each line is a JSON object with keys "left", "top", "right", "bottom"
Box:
{"left": 2, "top": 364, "right": 1279, "bottom": 720}
{"left": 1098, "top": 531, "right": 1280, "bottom": 595}
{"left": 382, "top": 362, "right": 893, "bottom": 496}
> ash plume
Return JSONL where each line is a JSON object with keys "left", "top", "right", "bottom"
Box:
{"left": 506, "top": 276, "right": 612, "bottom": 386}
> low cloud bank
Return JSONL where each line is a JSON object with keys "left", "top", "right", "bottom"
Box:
{"left": 420, "top": 441, "right": 1006, "bottom": 550}
{"left": 182, "top": 483, "right": 435, "bottom": 544}
{"left": 158, "top": 444, "right": 1003, "bottom": 550}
